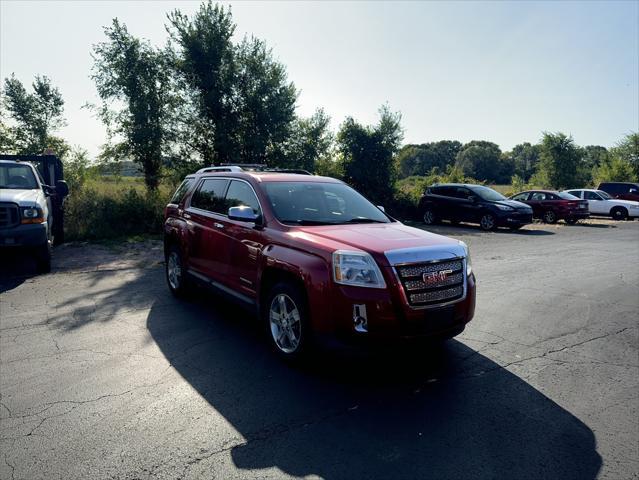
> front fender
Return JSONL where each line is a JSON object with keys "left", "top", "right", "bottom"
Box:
{"left": 259, "top": 245, "right": 333, "bottom": 335}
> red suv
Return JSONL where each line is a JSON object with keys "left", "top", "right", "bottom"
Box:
{"left": 164, "top": 166, "right": 476, "bottom": 359}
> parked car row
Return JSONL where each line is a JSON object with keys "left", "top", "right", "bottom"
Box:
{"left": 419, "top": 182, "right": 639, "bottom": 230}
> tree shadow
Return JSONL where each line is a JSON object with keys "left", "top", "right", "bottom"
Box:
{"left": 146, "top": 285, "right": 602, "bottom": 480}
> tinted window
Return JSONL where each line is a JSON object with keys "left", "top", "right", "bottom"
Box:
{"left": 471, "top": 186, "right": 506, "bottom": 201}
{"left": 600, "top": 184, "right": 621, "bottom": 195}
{"left": 263, "top": 181, "right": 389, "bottom": 225}
{"left": 190, "top": 178, "right": 229, "bottom": 213}
{"left": 225, "top": 180, "right": 261, "bottom": 215}
{"left": 584, "top": 191, "right": 602, "bottom": 200}
{"left": 566, "top": 190, "right": 582, "bottom": 198}
{"left": 450, "top": 187, "right": 472, "bottom": 199}
{"left": 511, "top": 192, "right": 530, "bottom": 201}
{"left": 170, "top": 178, "right": 195, "bottom": 204}
{"left": 530, "top": 192, "right": 547, "bottom": 201}
{"left": 436, "top": 186, "right": 456, "bottom": 197}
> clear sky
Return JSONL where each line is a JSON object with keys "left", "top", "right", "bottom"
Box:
{"left": 1, "top": 0, "right": 637, "bottom": 159}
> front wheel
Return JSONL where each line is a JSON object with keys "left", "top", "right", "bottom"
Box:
{"left": 611, "top": 207, "right": 628, "bottom": 221}
{"left": 479, "top": 213, "right": 496, "bottom": 231}
{"left": 264, "top": 282, "right": 310, "bottom": 360}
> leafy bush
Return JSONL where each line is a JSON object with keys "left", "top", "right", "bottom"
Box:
{"left": 64, "top": 184, "right": 169, "bottom": 241}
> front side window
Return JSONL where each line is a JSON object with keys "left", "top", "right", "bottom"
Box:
{"left": 190, "top": 178, "right": 229, "bottom": 214}
{"left": 530, "top": 192, "right": 547, "bottom": 201}
{"left": 511, "top": 192, "right": 530, "bottom": 201}
{"left": 225, "top": 180, "right": 261, "bottom": 215}
{"left": 0, "top": 164, "right": 38, "bottom": 189}
{"left": 263, "top": 181, "right": 390, "bottom": 225}
{"left": 596, "top": 190, "right": 611, "bottom": 199}
{"left": 471, "top": 186, "right": 506, "bottom": 202}
{"left": 584, "top": 191, "right": 603, "bottom": 200}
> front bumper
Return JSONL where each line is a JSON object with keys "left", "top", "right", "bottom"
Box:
{"left": 0, "top": 223, "right": 48, "bottom": 248}
{"left": 495, "top": 211, "right": 533, "bottom": 227}
{"left": 316, "top": 273, "right": 476, "bottom": 348}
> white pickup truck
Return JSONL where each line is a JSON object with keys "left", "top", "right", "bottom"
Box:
{"left": 0, "top": 159, "right": 68, "bottom": 272}
{"left": 565, "top": 188, "right": 639, "bottom": 221}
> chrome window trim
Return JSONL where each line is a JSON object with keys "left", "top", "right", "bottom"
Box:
{"left": 186, "top": 177, "right": 264, "bottom": 220}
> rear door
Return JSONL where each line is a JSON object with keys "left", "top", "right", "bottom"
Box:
{"left": 451, "top": 187, "right": 477, "bottom": 222}
{"left": 185, "top": 178, "right": 230, "bottom": 283}
{"left": 528, "top": 191, "right": 551, "bottom": 218}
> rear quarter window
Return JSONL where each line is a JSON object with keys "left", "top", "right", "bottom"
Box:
{"left": 169, "top": 178, "right": 195, "bottom": 204}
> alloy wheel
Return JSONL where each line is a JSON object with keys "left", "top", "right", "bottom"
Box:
{"left": 167, "top": 251, "right": 182, "bottom": 290}
{"left": 269, "top": 294, "right": 302, "bottom": 354}
{"left": 480, "top": 214, "right": 495, "bottom": 231}
{"left": 423, "top": 210, "right": 435, "bottom": 225}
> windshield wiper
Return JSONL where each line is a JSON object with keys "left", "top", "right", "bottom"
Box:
{"left": 280, "top": 219, "right": 332, "bottom": 226}
{"left": 341, "top": 218, "right": 387, "bottom": 224}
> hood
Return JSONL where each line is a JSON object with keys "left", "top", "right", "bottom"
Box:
{"left": 0, "top": 188, "right": 41, "bottom": 207}
{"left": 296, "top": 222, "right": 461, "bottom": 265}
{"left": 494, "top": 199, "right": 531, "bottom": 210}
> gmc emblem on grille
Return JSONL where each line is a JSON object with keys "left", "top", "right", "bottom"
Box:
{"left": 423, "top": 269, "right": 453, "bottom": 285}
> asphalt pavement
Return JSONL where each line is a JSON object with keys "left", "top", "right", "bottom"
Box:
{"left": 1, "top": 219, "right": 637, "bottom": 479}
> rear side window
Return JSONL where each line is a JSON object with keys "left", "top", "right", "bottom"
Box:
{"left": 530, "top": 192, "right": 547, "bottom": 201}
{"left": 600, "top": 183, "right": 620, "bottom": 195}
{"left": 169, "top": 178, "right": 195, "bottom": 204}
{"left": 225, "top": 180, "right": 261, "bottom": 215}
{"left": 566, "top": 190, "right": 582, "bottom": 198}
{"left": 190, "top": 178, "right": 229, "bottom": 214}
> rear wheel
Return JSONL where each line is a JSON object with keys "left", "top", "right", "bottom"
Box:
{"left": 166, "top": 245, "right": 189, "bottom": 297}
{"left": 611, "top": 207, "right": 628, "bottom": 221}
{"left": 542, "top": 210, "right": 557, "bottom": 224}
{"left": 423, "top": 209, "right": 437, "bottom": 225}
{"left": 479, "top": 213, "right": 496, "bottom": 231}
{"left": 264, "top": 282, "right": 311, "bottom": 361}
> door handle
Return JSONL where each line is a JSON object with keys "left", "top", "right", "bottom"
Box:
{"left": 183, "top": 213, "right": 191, "bottom": 220}
{"left": 214, "top": 222, "right": 224, "bottom": 229}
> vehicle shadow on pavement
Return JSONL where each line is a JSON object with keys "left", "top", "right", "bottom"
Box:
{"left": 408, "top": 222, "right": 555, "bottom": 237}
{"left": 0, "top": 250, "right": 37, "bottom": 292}
{"left": 145, "top": 288, "right": 602, "bottom": 480}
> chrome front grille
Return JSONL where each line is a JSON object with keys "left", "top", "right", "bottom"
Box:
{"left": 0, "top": 203, "right": 19, "bottom": 229}
{"left": 396, "top": 258, "right": 465, "bottom": 308}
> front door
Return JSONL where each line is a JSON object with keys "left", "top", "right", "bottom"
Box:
{"left": 583, "top": 190, "right": 607, "bottom": 215}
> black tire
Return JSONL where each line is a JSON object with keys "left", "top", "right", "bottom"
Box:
{"left": 423, "top": 209, "right": 437, "bottom": 225}
{"left": 542, "top": 210, "right": 557, "bottom": 224}
{"left": 479, "top": 213, "right": 496, "bottom": 231}
{"left": 263, "top": 281, "right": 311, "bottom": 361}
{"left": 611, "top": 207, "right": 628, "bottom": 221}
{"left": 165, "top": 245, "right": 189, "bottom": 298}
{"left": 35, "top": 243, "right": 51, "bottom": 274}
{"left": 565, "top": 217, "right": 579, "bottom": 225}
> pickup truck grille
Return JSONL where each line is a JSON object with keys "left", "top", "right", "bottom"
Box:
{"left": 0, "top": 203, "right": 19, "bottom": 229}
{"left": 396, "top": 258, "right": 465, "bottom": 308}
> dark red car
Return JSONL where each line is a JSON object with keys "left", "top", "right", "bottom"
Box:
{"left": 509, "top": 190, "right": 590, "bottom": 224}
{"left": 164, "top": 166, "right": 476, "bottom": 359}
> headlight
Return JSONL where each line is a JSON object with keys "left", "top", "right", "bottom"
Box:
{"left": 332, "top": 250, "right": 386, "bottom": 288}
{"left": 495, "top": 204, "right": 514, "bottom": 211}
{"left": 21, "top": 207, "right": 44, "bottom": 223}
{"left": 459, "top": 241, "right": 473, "bottom": 277}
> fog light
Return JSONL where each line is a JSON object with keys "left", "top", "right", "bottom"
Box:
{"left": 353, "top": 304, "right": 368, "bottom": 333}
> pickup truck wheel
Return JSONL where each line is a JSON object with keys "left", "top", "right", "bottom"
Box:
{"left": 423, "top": 209, "right": 437, "bottom": 225}
{"left": 265, "top": 282, "right": 310, "bottom": 360}
{"left": 611, "top": 207, "right": 628, "bottom": 221}
{"left": 479, "top": 213, "right": 496, "bottom": 231}
{"left": 166, "top": 246, "right": 189, "bottom": 297}
{"left": 35, "top": 243, "right": 51, "bottom": 274}
{"left": 543, "top": 210, "right": 557, "bottom": 224}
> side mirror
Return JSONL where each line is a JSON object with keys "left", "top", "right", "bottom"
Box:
{"left": 228, "top": 205, "right": 259, "bottom": 223}
{"left": 468, "top": 195, "right": 478, "bottom": 203}
{"left": 377, "top": 205, "right": 385, "bottom": 212}
{"left": 55, "top": 180, "right": 69, "bottom": 197}
{"left": 630, "top": 189, "right": 638, "bottom": 193}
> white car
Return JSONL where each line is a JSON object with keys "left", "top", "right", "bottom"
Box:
{"left": 564, "top": 188, "right": 639, "bottom": 221}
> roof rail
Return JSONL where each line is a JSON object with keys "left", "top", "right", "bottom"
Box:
{"left": 197, "top": 164, "right": 312, "bottom": 175}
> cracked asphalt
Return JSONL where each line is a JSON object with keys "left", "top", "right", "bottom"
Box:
{"left": 0, "top": 220, "right": 637, "bottom": 479}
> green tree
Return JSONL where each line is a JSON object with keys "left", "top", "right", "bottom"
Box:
{"left": 168, "top": 1, "right": 297, "bottom": 166}
{"left": 1, "top": 74, "right": 66, "bottom": 155}
{"left": 396, "top": 140, "right": 462, "bottom": 178}
{"left": 91, "top": 19, "right": 175, "bottom": 190}
{"left": 276, "top": 108, "right": 333, "bottom": 172}
{"left": 337, "top": 105, "right": 403, "bottom": 204}
{"left": 508, "top": 142, "right": 540, "bottom": 181}
{"left": 455, "top": 140, "right": 509, "bottom": 183}
{"left": 535, "top": 132, "right": 582, "bottom": 189}
{"left": 592, "top": 155, "right": 638, "bottom": 184}
{"left": 610, "top": 132, "right": 639, "bottom": 178}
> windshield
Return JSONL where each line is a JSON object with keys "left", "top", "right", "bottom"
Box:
{"left": 597, "top": 190, "right": 611, "bottom": 199}
{"left": 471, "top": 185, "right": 506, "bottom": 202}
{"left": 0, "top": 164, "right": 38, "bottom": 189}
{"left": 558, "top": 192, "right": 579, "bottom": 200}
{"left": 263, "top": 181, "right": 391, "bottom": 225}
